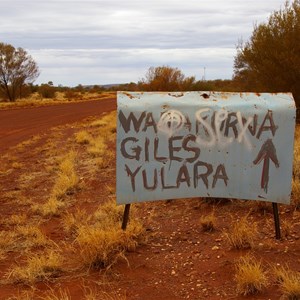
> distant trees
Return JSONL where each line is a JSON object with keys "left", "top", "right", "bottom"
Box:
{"left": 233, "top": 0, "right": 300, "bottom": 105}
{"left": 38, "top": 81, "right": 56, "bottom": 99}
{"left": 0, "top": 42, "right": 39, "bottom": 101}
{"left": 139, "top": 66, "right": 196, "bottom": 91}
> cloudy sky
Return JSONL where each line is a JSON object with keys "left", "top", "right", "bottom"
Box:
{"left": 1, "top": 0, "right": 285, "bottom": 86}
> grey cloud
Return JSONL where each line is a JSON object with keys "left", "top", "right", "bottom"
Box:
{"left": 0, "top": 0, "right": 285, "bottom": 85}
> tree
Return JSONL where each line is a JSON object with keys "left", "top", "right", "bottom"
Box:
{"left": 139, "top": 65, "right": 196, "bottom": 91}
{"left": 0, "top": 42, "right": 39, "bottom": 101}
{"left": 38, "top": 82, "right": 56, "bottom": 99}
{"left": 233, "top": 0, "right": 300, "bottom": 105}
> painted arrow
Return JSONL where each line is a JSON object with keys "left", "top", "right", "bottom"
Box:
{"left": 253, "top": 139, "right": 279, "bottom": 193}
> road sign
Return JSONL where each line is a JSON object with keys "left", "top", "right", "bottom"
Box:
{"left": 116, "top": 91, "right": 296, "bottom": 205}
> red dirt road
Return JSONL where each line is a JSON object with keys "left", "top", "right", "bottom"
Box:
{"left": 0, "top": 98, "right": 116, "bottom": 153}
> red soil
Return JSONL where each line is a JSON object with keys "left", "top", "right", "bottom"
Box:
{"left": 0, "top": 98, "right": 116, "bottom": 153}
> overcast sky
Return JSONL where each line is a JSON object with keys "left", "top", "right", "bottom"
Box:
{"left": 1, "top": 0, "right": 285, "bottom": 86}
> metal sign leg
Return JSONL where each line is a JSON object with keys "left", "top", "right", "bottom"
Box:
{"left": 272, "top": 202, "right": 281, "bottom": 240}
{"left": 121, "top": 204, "right": 131, "bottom": 231}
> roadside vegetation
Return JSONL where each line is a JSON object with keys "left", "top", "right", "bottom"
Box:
{"left": 0, "top": 111, "right": 146, "bottom": 299}
{"left": 0, "top": 89, "right": 116, "bottom": 110}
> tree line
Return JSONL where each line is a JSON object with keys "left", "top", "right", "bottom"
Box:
{"left": 1, "top": 0, "right": 299, "bottom": 107}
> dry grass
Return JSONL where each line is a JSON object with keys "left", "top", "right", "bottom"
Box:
{"left": 0, "top": 225, "right": 50, "bottom": 253}
{"left": 0, "top": 231, "right": 17, "bottom": 252}
{"left": 91, "top": 291, "right": 127, "bottom": 300}
{"left": 75, "top": 221, "right": 144, "bottom": 270}
{"left": 0, "top": 109, "right": 146, "bottom": 298}
{"left": 273, "top": 265, "right": 300, "bottom": 299}
{"left": 75, "top": 226, "right": 128, "bottom": 269}
{"left": 105, "top": 184, "right": 116, "bottom": 195}
{"left": 90, "top": 113, "right": 116, "bottom": 129}
{"left": 249, "top": 200, "right": 272, "bottom": 214}
{"left": 225, "top": 215, "right": 257, "bottom": 249}
{"left": 75, "top": 130, "right": 93, "bottom": 145}
{"left": 281, "top": 218, "right": 294, "bottom": 238}
{"left": 292, "top": 125, "right": 300, "bottom": 208}
{"left": 38, "top": 288, "right": 71, "bottom": 300}
{"left": 5, "top": 290, "right": 35, "bottom": 300}
{"left": 52, "top": 150, "right": 78, "bottom": 198}
{"left": 62, "top": 209, "right": 92, "bottom": 236}
{"left": 6, "top": 214, "right": 28, "bottom": 226}
{"left": 235, "top": 255, "right": 268, "bottom": 296}
{"left": 7, "top": 250, "right": 63, "bottom": 284}
{"left": 92, "top": 201, "right": 124, "bottom": 229}
{"left": 15, "top": 225, "right": 50, "bottom": 249}
{"left": 292, "top": 178, "right": 300, "bottom": 209}
{"left": 87, "top": 136, "right": 107, "bottom": 158}
{"left": 32, "top": 196, "right": 65, "bottom": 217}
{"left": 32, "top": 150, "right": 79, "bottom": 217}
{"left": 71, "top": 200, "right": 145, "bottom": 270}
{"left": 200, "top": 211, "right": 216, "bottom": 232}
{"left": 0, "top": 91, "right": 116, "bottom": 110}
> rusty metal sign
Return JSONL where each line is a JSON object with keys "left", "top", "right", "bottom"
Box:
{"left": 116, "top": 91, "right": 296, "bottom": 205}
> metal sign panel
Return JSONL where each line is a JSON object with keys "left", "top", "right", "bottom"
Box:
{"left": 116, "top": 91, "right": 296, "bottom": 205}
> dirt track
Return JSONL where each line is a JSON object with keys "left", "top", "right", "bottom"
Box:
{"left": 0, "top": 98, "right": 116, "bottom": 153}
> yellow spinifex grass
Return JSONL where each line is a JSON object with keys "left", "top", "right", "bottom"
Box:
{"left": 90, "top": 112, "right": 116, "bottom": 129}
{"left": 0, "top": 225, "right": 50, "bottom": 254}
{"left": 75, "top": 130, "right": 93, "bottom": 145}
{"left": 71, "top": 199, "right": 145, "bottom": 270}
{"left": 52, "top": 150, "right": 78, "bottom": 199}
{"left": 75, "top": 221, "right": 144, "bottom": 270}
{"left": 273, "top": 265, "right": 300, "bottom": 299}
{"left": 87, "top": 135, "right": 107, "bottom": 158}
{"left": 15, "top": 225, "right": 50, "bottom": 249}
{"left": 62, "top": 209, "right": 91, "bottom": 236}
{"left": 235, "top": 255, "right": 268, "bottom": 296}
{"left": 292, "top": 125, "right": 300, "bottom": 208}
{"left": 75, "top": 226, "right": 126, "bottom": 269}
{"left": 39, "top": 288, "right": 71, "bottom": 300}
{"left": 0, "top": 230, "right": 17, "bottom": 251}
{"left": 7, "top": 250, "right": 63, "bottom": 284}
{"left": 200, "top": 210, "right": 216, "bottom": 232}
{"left": 32, "top": 196, "right": 65, "bottom": 217}
{"left": 32, "top": 150, "right": 79, "bottom": 217}
{"left": 6, "top": 213, "right": 27, "bottom": 226}
{"left": 92, "top": 201, "right": 124, "bottom": 229}
{"left": 225, "top": 215, "right": 257, "bottom": 249}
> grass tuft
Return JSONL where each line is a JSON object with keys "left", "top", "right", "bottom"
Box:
{"left": 87, "top": 136, "right": 107, "bottom": 158}
{"left": 73, "top": 200, "right": 145, "bottom": 270}
{"left": 75, "top": 130, "right": 93, "bottom": 145}
{"left": 225, "top": 215, "right": 257, "bottom": 249}
{"left": 52, "top": 150, "right": 78, "bottom": 199}
{"left": 32, "top": 196, "right": 64, "bottom": 217}
{"left": 7, "top": 250, "right": 63, "bottom": 285}
{"left": 38, "top": 288, "right": 71, "bottom": 300}
{"left": 200, "top": 211, "right": 216, "bottom": 232}
{"left": 273, "top": 265, "right": 300, "bottom": 299}
{"left": 235, "top": 255, "right": 268, "bottom": 296}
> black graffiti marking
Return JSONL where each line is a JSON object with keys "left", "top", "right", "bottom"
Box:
{"left": 253, "top": 139, "right": 279, "bottom": 193}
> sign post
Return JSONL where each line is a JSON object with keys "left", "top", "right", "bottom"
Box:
{"left": 121, "top": 204, "right": 131, "bottom": 230}
{"left": 117, "top": 91, "right": 296, "bottom": 237}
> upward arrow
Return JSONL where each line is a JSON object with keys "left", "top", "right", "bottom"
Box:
{"left": 253, "top": 139, "right": 279, "bottom": 193}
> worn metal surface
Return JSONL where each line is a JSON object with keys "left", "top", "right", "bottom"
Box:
{"left": 116, "top": 91, "right": 296, "bottom": 205}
